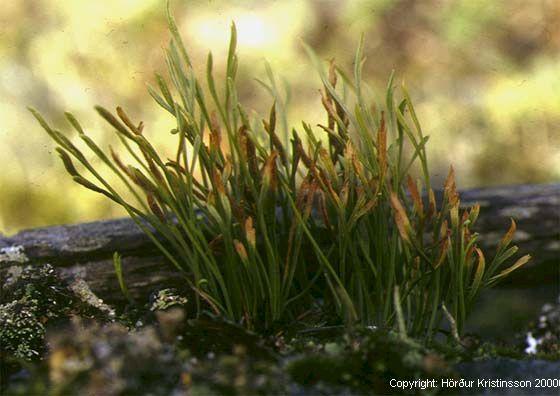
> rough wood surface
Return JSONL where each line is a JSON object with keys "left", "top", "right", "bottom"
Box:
{"left": 1, "top": 183, "right": 558, "bottom": 302}
{"left": 457, "top": 183, "right": 559, "bottom": 286}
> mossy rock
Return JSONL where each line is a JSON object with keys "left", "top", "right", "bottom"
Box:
{"left": 1, "top": 263, "right": 115, "bottom": 390}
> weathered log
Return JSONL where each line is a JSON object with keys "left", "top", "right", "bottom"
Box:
{"left": 1, "top": 183, "right": 558, "bottom": 302}
{"left": 457, "top": 183, "right": 558, "bottom": 286}
{"left": 0, "top": 218, "right": 179, "bottom": 303}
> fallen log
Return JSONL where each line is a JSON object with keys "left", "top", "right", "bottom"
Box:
{"left": 1, "top": 183, "right": 558, "bottom": 302}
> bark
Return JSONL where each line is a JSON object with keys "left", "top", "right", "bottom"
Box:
{"left": 457, "top": 183, "right": 558, "bottom": 286}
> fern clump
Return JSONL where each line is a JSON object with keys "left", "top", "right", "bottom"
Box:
{"left": 31, "top": 6, "right": 529, "bottom": 336}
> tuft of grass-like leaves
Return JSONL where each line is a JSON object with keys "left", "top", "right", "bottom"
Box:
{"left": 30, "top": 6, "right": 530, "bottom": 337}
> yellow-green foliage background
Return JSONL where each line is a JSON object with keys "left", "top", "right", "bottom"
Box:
{"left": 1, "top": 0, "right": 559, "bottom": 234}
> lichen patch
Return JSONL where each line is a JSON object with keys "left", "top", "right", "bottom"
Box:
{"left": 0, "top": 245, "right": 29, "bottom": 263}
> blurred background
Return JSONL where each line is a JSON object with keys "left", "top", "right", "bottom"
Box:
{"left": 1, "top": 0, "right": 559, "bottom": 234}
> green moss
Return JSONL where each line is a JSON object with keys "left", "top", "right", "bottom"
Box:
{"left": 185, "top": 344, "right": 287, "bottom": 395}
{"left": 0, "top": 301, "right": 46, "bottom": 360}
{"left": 287, "top": 329, "right": 455, "bottom": 395}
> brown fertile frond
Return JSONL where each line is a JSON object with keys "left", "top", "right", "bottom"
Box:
{"left": 208, "top": 234, "right": 224, "bottom": 254}
{"left": 243, "top": 130, "right": 259, "bottom": 183}
{"left": 490, "top": 254, "right": 531, "bottom": 282}
{"left": 328, "top": 59, "right": 337, "bottom": 88}
{"left": 130, "top": 167, "right": 157, "bottom": 193}
{"left": 147, "top": 157, "right": 165, "bottom": 183}
{"left": 223, "top": 155, "right": 233, "bottom": 181}
{"left": 263, "top": 103, "right": 287, "bottom": 168}
{"left": 317, "top": 189, "right": 332, "bottom": 229}
{"left": 351, "top": 151, "right": 367, "bottom": 183}
{"left": 295, "top": 137, "right": 313, "bottom": 170}
{"left": 228, "top": 194, "right": 245, "bottom": 223}
{"left": 450, "top": 203, "right": 460, "bottom": 229}
{"left": 321, "top": 59, "right": 339, "bottom": 135}
{"left": 244, "top": 217, "right": 256, "bottom": 248}
{"left": 434, "top": 236, "right": 449, "bottom": 269}
{"left": 56, "top": 148, "right": 79, "bottom": 177}
{"left": 303, "top": 178, "right": 319, "bottom": 219}
{"left": 321, "top": 93, "right": 336, "bottom": 132}
{"left": 147, "top": 193, "right": 165, "bottom": 221}
{"left": 444, "top": 165, "right": 459, "bottom": 207}
{"left": 334, "top": 100, "right": 349, "bottom": 131}
{"left": 261, "top": 150, "right": 279, "bottom": 193}
{"left": 337, "top": 181, "right": 348, "bottom": 208}
{"left": 377, "top": 112, "right": 387, "bottom": 179}
{"left": 237, "top": 125, "right": 248, "bottom": 159}
{"left": 110, "top": 146, "right": 133, "bottom": 179}
{"left": 209, "top": 111, "right": 222, "bottom": 155}
{"left": 461, "top": 210, "right": 469, "bottom": 225}
{"left": 427, "top": 188, "right": 437, "bottom": 220}
{"left": 343, "top": 141, "right": 356, "bottom": 180}
{"left": 165, "top": 159, "right": 186, "bottom": 175}
{"left": 268, "top": 101, "right": 276, "bottom": 135}
{"left": 407, "top": 175, "right": 424, "bottom": 216}
{"left": 433, "top": 220, "right": 450, "bottom": 268}
{"left": 499, "top": 219, "right": 517, "bottom": 249}
{"left": 117, "top": 106, "right": 143, "bottom": 135}
{"left": 95, "top": 106, "right": 134, "bottom": 139}
{"left": 295, "top": 175, "right": 313, "bottom": 211}
{"left": 468, "top": 204, "right": 480, "bottom": 225}
{"left": 390, "top": 192, "right": 412, "bottom": 244}
{"left": 321, "top": 88, "right": 335, "bottom": 116}
{"left": 470, "top": 248, "right": 485, "bottom": 296}
{"left": 440, "top": 219, "right": 449, "bottom": 239}
{"left": 234, "top": 240, "right": 248, "bottom": 261}
{"left": 211, "top": 168, "right": 226, "bottom": 195}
